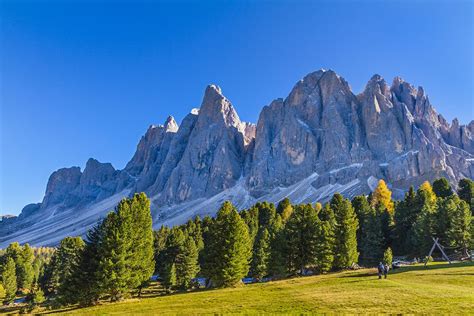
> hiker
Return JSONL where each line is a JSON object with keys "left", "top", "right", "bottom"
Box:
{"left": 377, "top": 262, "right": 384, "bottom": 279}
{"left": 384, "top": 263, "right": 390, "bottom": 279}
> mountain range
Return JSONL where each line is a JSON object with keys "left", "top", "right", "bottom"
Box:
{"left": 1, "top": 69, "right": 473, "bottom": 247}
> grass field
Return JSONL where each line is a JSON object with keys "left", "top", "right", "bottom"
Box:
{"left": 4, "top": 262, "right": 474, "bottom": 315}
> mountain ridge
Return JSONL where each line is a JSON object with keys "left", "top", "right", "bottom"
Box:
{"left": 2, "top": 68, "right": 473, "bottom": 247}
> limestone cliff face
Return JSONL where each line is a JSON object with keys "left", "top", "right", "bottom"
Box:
{"left": 2, "top": 69, "right": 473, "bottom": 246}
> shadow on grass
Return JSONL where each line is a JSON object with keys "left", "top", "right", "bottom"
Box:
{"left": 39, "top": 286, "right": 228, "bottom": 314}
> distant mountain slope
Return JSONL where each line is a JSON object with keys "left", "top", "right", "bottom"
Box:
{"left": 2, "top": 69, "right": 473, "bottom": 247}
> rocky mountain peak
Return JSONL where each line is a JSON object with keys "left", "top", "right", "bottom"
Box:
{"left": 363, "top": 74, "right": 390, "bottom": 98}
{"left": 163, "top": 115, "right": 179, "bottom": 132}
{"left": 197, "top": 84, "right": 241, "bottom": 128}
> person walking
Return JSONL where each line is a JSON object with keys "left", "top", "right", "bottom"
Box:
{"left": 383, "top": 263, "right": 390, "bottom": 279}
{"left": 377, "top": 262, "right": 384, "bottom": 279}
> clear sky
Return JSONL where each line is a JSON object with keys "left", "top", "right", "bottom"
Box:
{"left": 1, "top": 0, "right": 473, "bottom": 215}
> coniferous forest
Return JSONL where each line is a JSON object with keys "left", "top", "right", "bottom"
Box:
{"left": 0, "top": 178, "right": 473, "bottom": 309}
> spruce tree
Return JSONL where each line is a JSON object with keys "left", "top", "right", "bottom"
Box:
{"left": 316, "top": 204, "right": 335, "bottom": 273}
{"left": 1, "top": 257, "right": 17, "bottom": 304}
{"left": 331, "top": 194, "right": 359, "bottom": 269}
{"left": 458, "top": 178, "right": 474, "bottom": 214}
{"left": 250, "top": 228, "right": 270, "bottom": 279}
{"left": 432, "top": 177, "right": 453, "bottom": 198}
{"left": 202, "top": 201, "right": 251, "bottom": 287}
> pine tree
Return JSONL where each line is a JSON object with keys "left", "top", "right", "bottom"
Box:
{"left": 412, "top": 203, "right": 437, "bottom": 257}
{"left": 434, "top": 196, "right": 453, "bottom": 245}
{"left": 96, "top": 193, "right": 155, "bottom": 301}
{"left": 18, "top": 244, "right": 35, "bottom": 292}
{"left": 383, "top": 247, "right": 393, "bottom": 265}
{"left": 5, "top": 242, "right": 24, "bottom": 291}
{"left": 331, "top": 194, "right": 359, "bottom": 269}
{"left": 2, "top": 257, "right": 17, "bottom": 304}
{"left": 175, "top": 235, "right": 199, "bottom": 290}
{"left": 250, "top": 228, "right": 270, "bottom": 279}
{"left": 316, "top": 204, "right": 335, "bottom": 273}
{"left": 240, "top": 205, "right": 259, "bottom": 244}
{"left": 267, "top": 217, "right": 288, "bottom": 278}
{"left": 393, "top": 186, "right": 418, "bottom": 255}
{"left": 284, "top": 204, "right": 320, "bottom": 274}
{"left": 351, "top": 196, "right": 371, "bottom": 255}
{"left": 370, "top": 179, "right": 394, "bottom": 214}
{"left": 458, "top": 178, "right": 474, "bottom": 215}
{"left": 161, "top": 262, "right": 176, "bottom": 291}
{"left": 97, "top": 211, "right": 130, "bottom": 301}
{"left": 432, "top": 177, "right": 453, "bottom": 198}
{"left": 75, "top": 220, "right": 104, "bottom": 306}
{"left": 126, "top": 193, "right": 155, "bottom": 291}
{"left": 202, "top": 201, "right": 252, "bottom": 287}
{"left": 185, "top": 217, "right": 204, "bottom": 251}
{"left": 446, "top": 198, "right": 471, "bottom": 256}
{"left": 51, "top": 237, "right": 85, "bottom": 305}
{"left": 378, "top": 203, "right": 394, "bottom": 249}
{"left": 359, "top": 206, "right": 384, "bottom": 265}
{"left": 411, "top": 181, "right": 438, "bottom": 256}
{"left": 154, "top": 225, "right": 171, "bottom": 274}
{"left": 257, "top": 202, "right": 277, "bottom": 228}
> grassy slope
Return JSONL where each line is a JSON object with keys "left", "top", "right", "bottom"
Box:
{"left": 29, "top": 262, "right": 474, "bottom": 314}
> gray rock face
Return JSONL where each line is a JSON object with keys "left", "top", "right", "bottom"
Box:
{"left": 39, "top": 158, "right": 133, "bottom": 212}
{"left": 125, "top": 116, "right": 178, "bottom": 192}
{"left": 153, "top": 85, "right": 247, "bottom": 205}
{"left": 1, "top": 69, "right": 473, "bottom": 246}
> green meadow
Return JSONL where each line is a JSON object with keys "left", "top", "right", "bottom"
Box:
{"left": 5, "top": 261, "right": 470, "bottom": 315}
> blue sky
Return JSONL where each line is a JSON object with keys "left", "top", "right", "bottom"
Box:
{"left": 1, "top": 0, "right": 473, "bottom": 215}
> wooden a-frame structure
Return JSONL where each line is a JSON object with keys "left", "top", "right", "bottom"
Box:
{"left": 424, "top": 237, "right": 451, "bottom": 266}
